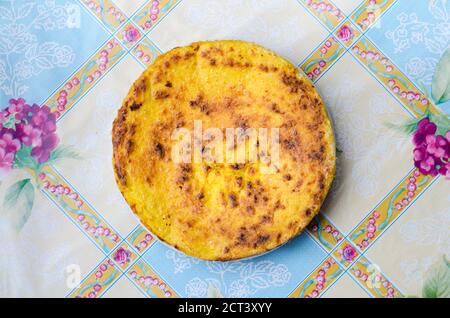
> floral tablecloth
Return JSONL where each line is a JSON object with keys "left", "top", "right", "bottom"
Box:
{"left": 1, "top": 0, "right": 449, "bottom": 298}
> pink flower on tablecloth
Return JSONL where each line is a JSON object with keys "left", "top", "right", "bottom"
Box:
{"left": 0, "top": 110, "right": 8, "bottom": 124}
{"left": 342, "top": 244, "right": 357, "bottom": 262}
{"left": 124, "top": 26, "right": 140, "bottom": 43}
{"left": 0, "top": 133, "right": 21, "bottom": 153}
{"left": 443, "top": 162, "right": 450, "bottom": 180}
{"left": 113, "top": 247, "right": 131, "bottom": 265}
{"left": 0, "top": 133, "right": 21, "bottom": 171}
{"left": 1, "top": 98, "right": 61, "bottom": 169}
{"left": 0, "top": 148, "right": 15, "bottom": 170}
{"left": 413, "top": 118, "right": 437, "bottom": 147}
{"left": 30, "top": 133, "right": 59, "bottom": 164}
{"left": 8, "top": 98, "right": 26, "bottom": 115}
{"left": 410, "top": 117, "right": 449, "bottom": 178}
{"left": 20, "top": 124, "right": 42, "bottom": 147}
{"left": 426, "top": 135, "right": 448, "bottom": 159}
{"left": 337, "top": 25, "right": 354, "bottom": 42}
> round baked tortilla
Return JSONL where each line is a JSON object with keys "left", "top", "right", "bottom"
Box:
{"left": 112, "top": 40, "right": 335, "bottom": 261}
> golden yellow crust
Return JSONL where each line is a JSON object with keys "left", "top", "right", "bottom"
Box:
{"left": 112, "top": 40, "right": 335, "bottom": 261}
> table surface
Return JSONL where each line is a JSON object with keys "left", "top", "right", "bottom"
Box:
{"left": 0, "top": 0, "right": 449, "bottom": 298}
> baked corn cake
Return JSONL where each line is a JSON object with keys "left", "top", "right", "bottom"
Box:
{"left": 112, "top": 40, "right": 335, "bottom": 260}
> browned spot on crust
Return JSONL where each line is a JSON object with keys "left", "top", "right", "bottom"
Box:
{"left": 235, "top": 227, "right": 250, "bottom": 246}
{"left": 152, "top": 71, "right": 163, "bottom": 84}
{"left": 283, "top": 174, "right": 292, "bottom": 181}
{"left": 130, "top": 101, "right": 142, "bottom": 111}
{"left": 234, "top": 116, "right": 249, "bottom": 130}
{"left": 184, "top": 51, "right": 195, "bottom": 60}
{"left": 288, "top": 221, "right": 298, "bottom": 230}
{"left": 318, "top": 173, "right": 326, "bottom": 190}
{"left": 261, "top": 214, "right": 273, "bottom": 224}
{"left": 236, "top": 176, "right": 243, "bottom": 187}
{"left": 281, "top": 72, "right": 306, "bottom": 93}
{"left": 228, "top": 192, "right": 238, "bottom": 208}
{"left": 114, "top": 162, "right": 126, "bottom": 186}
{"left": 176, "top": 163, "right": 192, "bottom": 186}
{"left": 283, "top": 138, "right": 299, "bottom": 150}
{"left": 224, "top": 58, "right": 252, "bottom": 68}
{"left": 259, "top": 64, "right": 269, "bottom": 72}
{"left": 270, "top": 103, "right": 283, "bottom": 114}
{"left": 170, "top": 53, "right": 181, "bottom": 63}
{"left": 231, "top": 163, "right": 244, "bottom": 170}
{"left": 126, "top": 140, "right": 134, "bottom": 154}
{"left": 133, "top": 78, "right": 146, "bottom": 95}
{"left": 274, "top": 200, "right": 286, "bottom": 210}
{"left": 154, "top": 90, "right": 170, "bottom": 99}
{"left": 292, "top": 179, "right": 303, "bottom": 192}
{"left": 220, "top": 192, "right": 227, "bottom": 207}
{"left": 253, "top": 234, "right": 270, "bottom": 248}
{"left": 223, "top": 96, "right": 239, "bottom": 109}
{"left": 165, "top": 81, "right": 172, "bottom": 88}
{"left": 308, "top": 150, "right": 324, "bottom": 161}
{"left": 154, "top": 142, "right": 165, "bottom": 158}
{"left": 189, "top": 95, "right": 211, "bottom": 114}
{"left": 112, "top": 107, "right": 128, "bottom": 147}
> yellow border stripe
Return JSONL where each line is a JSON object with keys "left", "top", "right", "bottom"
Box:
{"left": 80, "top": 0, "right": 127, "bottom": 32}
{"left": 350, "top": 256, "right": 402, "bottom": 298}
{"left": 131, "top": 37, "right": 162, "bottom": 66}
{"left": 352, "top": 36, "right": 441, "bottom": 117}
{"left": 301, "top": 36, "right": 345, "bottom": 82}
{"left": 307, "top": 214, "right": 344, "bottom": 251}
{"left": 44, "top": 39, "right": 126, "bottom": 118}
{"left": 351, "top": 0, "right": 397, "bottom": 32}
{"left": 68, "top": 258, "right": 121, "bottom": 298}
{"left": 35, "top": 166, "right": 121, "bottom": 253}
{"left": 133, "top": 0, "right": 182, "bottom": 33}
{"left": 349, "top": 169, "right": 435, "bottom": 251}
{"left": 299, "top": 0, "right": 345, "bottom": 30}
{"left": 128, "top": 260, "right": 178, "bottom": 298}
{"left": 289, "top": 256, "right": 343, "bottom": 298}
{"left": 127, "top": 225, "right": 156, "bottom": 254}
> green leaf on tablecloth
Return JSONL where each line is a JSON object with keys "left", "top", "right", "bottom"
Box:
{"left": 384, "top": 118, "right": 422, "bottom": 135}
{"left": 13, "top": 146, "right": 39, "bottom": 170}
{"left": 45, "top": 145, "right": 81, "bottom": 165}
{"left": 431, "top": 48, "right": 450, "bottom": 104}
{"left": 206, "top": 283, "right": 223, "bottom": 298}
{"left": 429, "top": 112, "right": 450, "bottom": 136}
{"left": 422, "top": 256, "right": 450, "bottom": 298}
{"left": 385, "top": 108, "right": 449, "bottom": 136}
{"left": 2, "top": 113, "right": 20, "bottom": 130}
{"left": 3, "top": 178, "right": 35, "bottom": 231}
